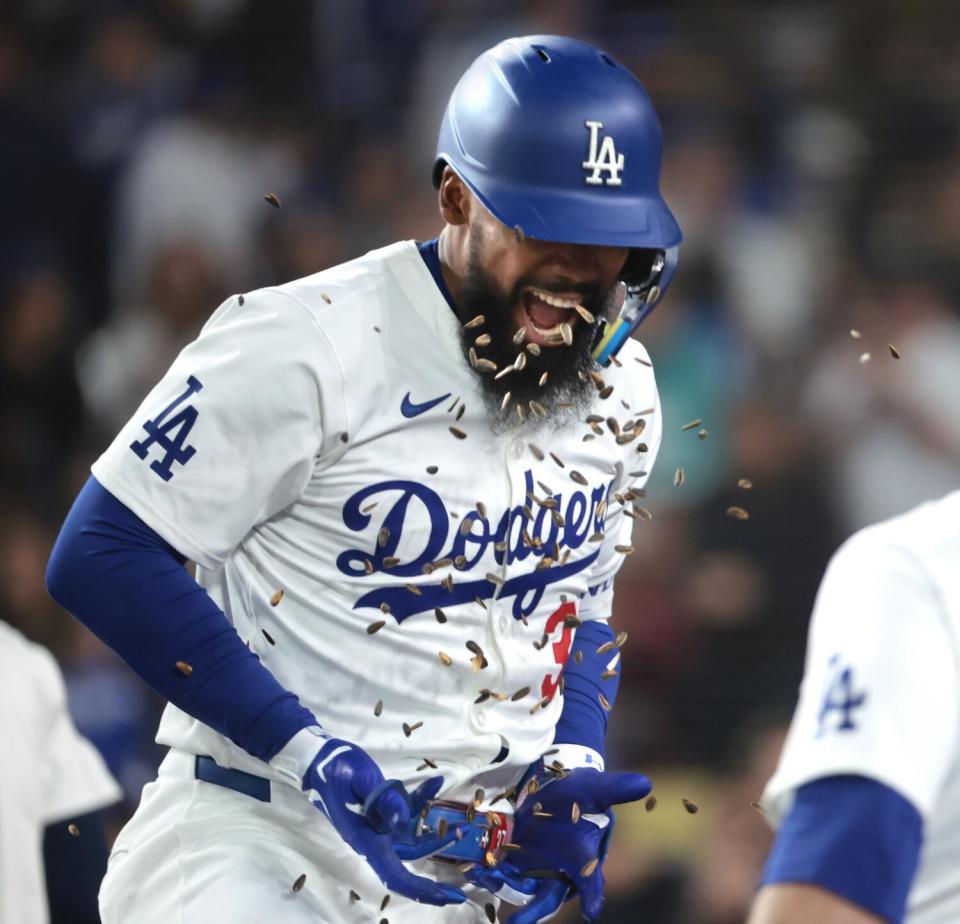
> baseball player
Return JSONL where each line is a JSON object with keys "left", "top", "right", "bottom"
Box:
{"left": 0, "top": 619, "right": 122, "bottom": 924}
{"left": 748, "top": 491, "right": 960, "bottom": 924}
{"left": 46, "top": 36, "right": 681, "bottom": 923}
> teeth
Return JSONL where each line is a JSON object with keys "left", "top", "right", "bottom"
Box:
{"left": 527, "top": 287, "right": 580, "bottom": 309}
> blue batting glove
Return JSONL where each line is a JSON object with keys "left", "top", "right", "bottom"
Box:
{"left": 302, "top": 737, "right": 467, "bottom": 906}
{"left": 505, "top": 764, "right": 652, "bottom": 923}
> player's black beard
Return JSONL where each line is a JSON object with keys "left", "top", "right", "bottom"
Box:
{"left": 455, "top": 240, "right": 617, "bottom": 432}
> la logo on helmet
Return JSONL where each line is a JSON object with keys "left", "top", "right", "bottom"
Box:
{"left": 582, "top": 120, "right": 624, "bottom": 186}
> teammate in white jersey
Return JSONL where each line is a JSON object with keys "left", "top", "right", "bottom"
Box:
{"left": 748, "top": 491, "right": 960, "bottom": 924}
{"left": 46, "top": 36, "right": 682, "bottom": 923}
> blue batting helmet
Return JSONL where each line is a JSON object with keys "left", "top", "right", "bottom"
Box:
{"left": 434, "top": 35, "right": 682, "bottom": 365}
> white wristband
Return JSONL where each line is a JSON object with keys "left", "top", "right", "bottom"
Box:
{"left": 268, "top": 725, "right": 330, "bottom": 788}
{"left": 547, "top": 743, "right": 605, "bottom": 773}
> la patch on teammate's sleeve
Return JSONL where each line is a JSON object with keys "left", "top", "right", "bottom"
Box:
{"left": 92, "top": 289, "right": 347, "bottom": 569}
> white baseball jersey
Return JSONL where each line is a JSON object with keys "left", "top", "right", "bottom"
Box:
{"left": 0, "top": 621, "right": 122, "bottom": 924}
{"left": 91, "top": 240, "right": 661, "bottom": 804}
{"left": 762, "top": 491, "right": 960, "bottom": 924}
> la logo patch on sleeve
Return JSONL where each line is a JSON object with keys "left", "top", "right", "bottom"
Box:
{"left": 129, "top": 375, "right": 203, "bottom": 482}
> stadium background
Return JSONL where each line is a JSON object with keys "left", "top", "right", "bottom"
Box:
{"left": 3, "top": 1, "right": 959, "bottom": 921}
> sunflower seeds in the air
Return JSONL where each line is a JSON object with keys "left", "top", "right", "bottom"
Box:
{"left": 366, "top": 620, "right": 386, "bottom": 635}
{"left": 698, "top": 428, "right": 708, "bottom": 439}
{"left": 645, "top": 796, "right": 657, "bottom": 812}
{"left": 364, "top": 558, "right": 374, "bottom": 575}
{"left": 606, "top": 417, "right": 620, "bottom": 436}
{"left": 441, "top": 573, "right": 454, "bottom": 592}
{"left": 888, "top": 343, "right": 901, "bottom": 359}
{"left": 513, "top": 327, "right": 527, "bottom": 345}
{"left": 529, "top": 399, "right": 547, "bottom": 417}
{"left": 681, "top": 418, "right": 703, "bottom": 431}
{"left": 516, "top": 402, "right": 527, "bottom": 422}
{"left": 529, "top": 443, "right": 545, "bottom": 460}
{"left": 270, "top": 589, "right": 284, "bottom": 607}
{"left": 475, "top": 689, "right": 492, "bottom": 704}
{"left": 574, "top": 304, "right": 595, "bottom": 323}
{"left": 727, "top": 506, "right": 750, "bottom": 520}
{"left": 599, "top": 385, "right": 614, "bottom": 399}
{"left": 526, "top": 341, "right": 541, "bottom": 356}
{"left": 68, "top": 823, "right": 80, "bottom": 836}
{"left": 514, "top": 352, "right": 527, "bottom": 371}
{"left": 549, "top": 451, "right": 565, "bottom": 468}
{"left": 349, "top": 889, "right": 361, "bottom": 903}
{"left": 682, "top": 798, "right": 699, "bottom": 814}
{"left": 449, "top": 426, "right": 467, "bottom": 440}
{"left": 474, "top": 333, "right": 492, "bottom": 347}
{"left": 468, "top": 348, "right": 478, "bottom": 368}
{"left": 501, "top": 391, "right": 512, "bottom": 411}
{"left": 264, "top": 192, "right": 282, "bottom": 208}
{"left": 405, "top": 584, "right": 422, "bottom": 596}
{"left": 374, "top": 699, "right": 383, "bottom": 716}
{"left": 570, "top": 470, "right": 588, "bottom": 485}
{"left": 175, "top": 660, "right": 193, "bottom": 676}
{"left": 600, "top": 668, "right": 617, "bottom": 679}
{"left": 674, "top": 467, "right": 685, "bottom": 487}
{"left": 738, "top": 478, "right": 753, "bottom": 489}
{"left": 574, "top": 650, "right": 584, "bottom": 663}
{"left": 560, "top": 322, "right": 573, "bottom": 346}
{"left": 635, "top": 506, "right": 653, "bottom": 520}
{"left": 475, "top": 358, "right": 497, "bottom": 373}
{"left": 438, "top": 651, "right": 453, "bottom": 666}
{"left": 238, "top": 293, "right": 245, "bottom": 305}
{"left": 403, "top": 721, "right": 423, "bottom": 737}
{"left": 580, "top": 858, "right": 599, "bottom": 877}
{"left": 434, "top": 607, "right": 447, "bottom": 623}
{"left": 321, "top": 293, "right": 331, "bottom": 304}
{"left": 859, "top": 352, "right": 871, "bottom": 364}
{"left": 382, "top": 556, "right": 399, "bottom": 568}
{"left": 850, "top": 329, "right": 862, "bottom": 339}
{"left": 571, "top": 802, "right": 581, "bottom": 823}
{"left": 514, "top": 225, "right": 526, "bottom": 243}
{"left": 377, "top": 527, "right": 390, "bottom": 548}
{"left": 494, "top": 365, "right": 514, "bottom": 380}
{"left": 598, "top": 693, "right": 612, "bottom": 711}
{"left": 751, "top": 801, "right": 766, "bottom": 814}
{"left": 464, "top": 315, "right": 485, "bottom": 329}
{"left": 511, "top": 686, "right": 531, "bottom": 702}
{"left": 486, "top": 572, "right": 504, "bottom": 586}
{"left": 485, "top": 901, "right": 497, "bottom": 923}
{"left": 262, "top": 629, "right": 275, "bottom": 645}
{"left": 291, "top": 873, "right": 306, "bottom": 892}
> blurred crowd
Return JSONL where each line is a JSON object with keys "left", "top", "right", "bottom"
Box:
{"left": 3, "top": 1, "right": 959, "bottom": 921}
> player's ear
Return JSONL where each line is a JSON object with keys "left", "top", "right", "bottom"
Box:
{"left": 438, "top": 166, "right": 470, "bottom": 227}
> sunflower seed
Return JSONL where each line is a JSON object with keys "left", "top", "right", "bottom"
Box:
{"left": 377, "top": 527, "right": 390, "bottom": 548}
{"left": 850, "top": 329, "right": 862, "bottom": 339}
{"left": 570, "top": 470, "right": 588, "bottom": 485}
{"left": 550, "top": 451, "right": 565, "bottom": 468}
{"left": 382, "top": 556, "right": 399, "bottom": 568}
{"left": 438, "top": 651, "right": 453, "bottom": 666}
{"left": 264, "top": 192, "right": 282, "bottom": 208}
{"left": 674, "top": 467, "right": 685, "bottom": 487}
{"left": 682, "top": 798, "right": 699, "bottom": 814}
{"left": 529, "top": 399, "right": 547, "bottom": 417}
{"left": 441, "top": 573, "right": 454, "bottom": 592}
{"left": 475, "top": 596, "right": 487, "bottom": 609}
{"left": 600, "top": 669, "right": 617, "bottom": 679}
{"left": 437, "top": 816, "right": 448, "bottom": 839}
{"left": 475, "top": 358, "right": 497, "bottom": 373}
{"left": 727, "top": 506, "right": 750, "bottom": 520}
{"left": 571, "top": 802, "right": 581, "bottom": 823}
{"left": 606, "top": 417, "right": 621, "bottom": 436}
{"left": 366, "top": 620, "right": 386, "bottom": 635}
{"left": 513, "top": 327, "right": 527, "bottom": 345}
{"left": 635, "top": 506, "right": 653, "bottom": 520}
{"left": 599, "top": 385, "right": 614, "bottom": 399}
{"left": 595, "top": 640, "right": 615, "bottom": 655}
{"left": 434, "top": 607, "right": 447, "bottom": 623}
{"left": 362, "top": 501, "right": 378, "bottom": 513}
{"left": 475, "top": 689, "right": 492, "bottom": 705}
{"left": 449, "top": 426, "right": 467, "bottom": 439}
{"left": 526, "top": 341, "right": 541, "bottom": 356}
{"left": 364, "top": 558, "right": 374, "bottom": 575}
{"left": 580, "top": 858, "right": 599, "bottom": 877}
{"left": 888, "top": 343, "right": 901, "bottom": 359}
{"left": 589, "top": 370, "right": 605, "bottom": 389}
{"left": 615, "top": 630, "right": 628, "bottom": 648}
{"left": 292, "top": 873, "right": 306, "bottom": 892}
{"left": 464, "top": 315, "right": 485, "bottom": 329}
{"left": 68, "top": 823, "right": 80, "bottom": 836}
{"left": 574, "top": 304, "right": 595, "bottom": 323}
{"left": 859, "top": 352, "right": 871, "bottom": 364}
{"left": 485, "top": 900, "right": 497, "bottom": 923}
{"left": 510, "top": 686, "right": 531, "bottom": 702}
{"left": 588, "top": 531, "right": 604, "bottom": 542}
{"left": 403, "top": 721, "right": 423, "bottom": 737}
{"left": 514, "top": 352, "right": 527, "bottom": 371}
{"left": 486, "top": 572, "right": 504, "bottom": 586}
{"left": 381, "top": 895, "right": 391, "bottom": 911}
{"left": 529, "top": 443, "right": 545, "bottom": 460}
{"left": 574, "top": 650, "right": 584, "bottom": 663}
{"left": 560, "top": 322, "right": 573, "bottom": 346}
{"left": 238, "top": 293, "right": 245, "bottom": 305}
{"left": 501, "top": 391, "right": 512, "bottom": 411}
{"left": 698, "top": 428, "right": 708, "bottom": 439}
{"left": 516, "top": 402, "right": 526, "bottom": 422}
{"left": 474, "top": 333, "right": 492, "bottom": 347}
{"left": 645, "top": 796, "right": 657, "bottom": 812}
{"left": 598, "top": 693, "right": 612, "bottom": 711}
{"left": 175, "top": 660, "right": 193, "bottom": 676}
{"left": 374, "top": 699, "right": 383, "bottom": 716}
{"left": 681, "top": 418, "right": 703, "bottom": 431}
{"left": 379, "top": 602, "right": 391, "bottom": 615}
{"left": 270, "top": 589, "right": 284, "bottom": 607}
{"left": 513, "top": 225, "right": 526, "bottom": 243}
{"left": 405, "top": 583, "right": 422, "bottom": 595}
{"left": 349, "top": 889, "right": 361, "bottom": 902}
{"left": 494, "top": 365, "right": 514, "bottom": 380}
{"left": 738, "top": 478, "right": 753, "bottom": 489}
{"left": 616, "top": 432, "right": 636, "bottom": 445}
{"left": 262, "top": 629, "right": 275, "bottom": 645}
{"left": 751, "top": 800, "right": 766, "bottom": 815}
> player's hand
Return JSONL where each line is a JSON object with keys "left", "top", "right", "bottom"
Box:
{"left": 503, "top": 765, "right": 652, "bottom": 923}
{"left": 302, "top": 737, "right": 467, "bottom": 906}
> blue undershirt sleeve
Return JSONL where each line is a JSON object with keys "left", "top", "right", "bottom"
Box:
{"left": 760, "top": 775, "right": 923, "bottom": 924}
{"left": 46, "top": 475, "right": 317, "bottom": 763}
{"left": 553, "top": 620, "right": 620, "bottom": 758}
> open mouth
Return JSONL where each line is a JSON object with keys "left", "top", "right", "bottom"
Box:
{"left": 520, "top": 287, "right": 582, "bottom": 346}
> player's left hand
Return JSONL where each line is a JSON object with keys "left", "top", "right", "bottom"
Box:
{"left": 501, "top": 765, "right": 652, "bottom": 923}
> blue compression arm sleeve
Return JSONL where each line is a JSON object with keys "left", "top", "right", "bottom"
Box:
{"left": 553, "top": 620, "right": 619, "bottom": 757}
{"left": 46, "top": 476, "right": 317, "bottom": 762}
{"left": 760, "top": 775, "right": 923, "bottom": 924}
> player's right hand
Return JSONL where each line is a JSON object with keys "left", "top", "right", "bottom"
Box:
{"left": 302, "top": 737, "right": 467, "bottom": 906}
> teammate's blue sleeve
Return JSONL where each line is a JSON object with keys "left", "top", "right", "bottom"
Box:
{"left": 46, "top": 475, "right": 317, "bottom": 763}
{"left": 553, "top": 620, "right": 619, "bottom": 757}
{"left": 760, "top": 774, "right": 923, "bottom": 924}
